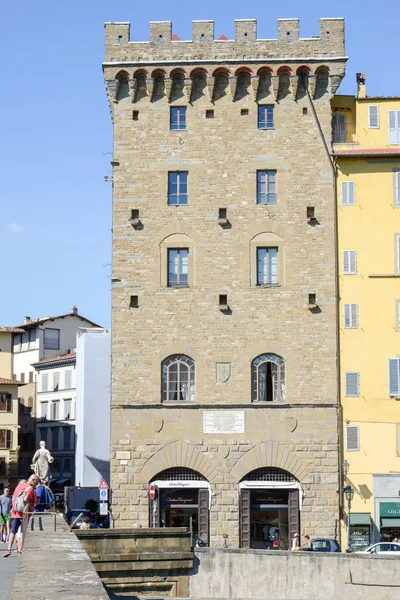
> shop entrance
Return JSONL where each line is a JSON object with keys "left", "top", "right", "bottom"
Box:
{"left": 149, "top": 467, "right": 210, "bottom": 545}
{"left": 379, "top": 502, "right": 400, "bottom": 542}
{"left": 240, "top": 468, "right": 301, "bottom": 550}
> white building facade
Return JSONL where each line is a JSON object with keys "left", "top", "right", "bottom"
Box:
{"left": 75, "top": 328, "right": 111, "bottom": 487}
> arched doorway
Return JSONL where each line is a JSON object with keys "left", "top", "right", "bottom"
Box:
{"left": 239, "top": 467, "right": 301, "bottom": 550}
{"left": 150, "top": 467, "right": 210, "bottom": 545}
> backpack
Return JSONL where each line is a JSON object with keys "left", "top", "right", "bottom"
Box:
{"left": 42, "top": 487, "right": 54, "bottom": 510}
{"left": 15, "top": 488, "right": 29, "bottom": 513}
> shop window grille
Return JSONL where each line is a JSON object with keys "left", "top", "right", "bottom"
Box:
{"left": 242, "top": 467, "right": 296, "bottom": 482}
{"left": 152, "top": 467, "right": 207, "bottom": 481}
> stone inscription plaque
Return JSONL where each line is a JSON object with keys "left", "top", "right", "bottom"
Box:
{"left": 203, "top": 411, "right": 245, "bottom": 434}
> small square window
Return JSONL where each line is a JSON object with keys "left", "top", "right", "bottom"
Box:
{"left": 206, "top": 109, "right": 214, "bottom": 119}
{"left": 258, "top": 105, "right": 274, "bottom": 130}
{"left": 241, "top": 109, "right": 249, "bottom": 116}
{"left": 132, "top": 110, "right": 139, "bottom": 121}
{"left": 219, "top": 294, "right": 228, "bottom": 310}
{"left": 303, "top": 107, "right": 308, "bottom": 115}
{"left": 130, "top": 295, "right": 139, "bottom": 308}
{"left": 170, "top": 107, "right": 186, "bottom": 130}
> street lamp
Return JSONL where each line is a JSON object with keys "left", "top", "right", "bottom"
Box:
{"left": 343, "top": 484, "right": 354, "bottom": 552}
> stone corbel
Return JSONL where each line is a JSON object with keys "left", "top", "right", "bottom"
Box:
{"left": 229, "top": 76, "right": 238, "bottom": 100}
{"left": 329, "top": 75, "right": 341, "bottom": 96}
{"left": 106, "top": 79, "right": 119, "bottom": 103}
{"left": 146, "top": 77, "right": 154, "bottom": 100}
{"left": 271, "top": 75, "right": 280, "bottom": 102}
{"left": 291, "top": 75, "right": 299, "bottom": 100}
{"left": 206, "top": 76, "right": 215, "bottom": 102}
{"left": 251, "top": 76, "right": 260, "bottom": 101}
{"left": 184, "top": 78, "right": 193, "bottom": 103}
{"left": 164, "top": 77, "right": 173, "bottom": 102}
{"left": 128, "top": 78, "right": 137, "bottom": 103}
{"left": 308, "top": 75, "right": 317, "bottom": 99}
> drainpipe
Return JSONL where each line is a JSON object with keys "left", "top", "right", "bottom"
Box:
{"left": 302, "top": 75, "right": 343, "bottom": 545}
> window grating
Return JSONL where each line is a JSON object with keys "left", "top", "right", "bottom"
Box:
{"left": 242, "top": 467, "right": 296, "bottom": 482}
{"left": 152, "top": 467, "right": 207, "bottom": 482}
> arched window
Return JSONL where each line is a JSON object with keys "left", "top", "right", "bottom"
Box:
{"left": 252, "top": 353, "right": 285, "bottom": 402}
{"left": 162, "top": 355, "right": 195, "bottom": 402}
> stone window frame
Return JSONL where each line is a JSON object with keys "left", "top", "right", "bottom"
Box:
{"left": 161, "top": 354, "right": 196, "bottom": 403}
{"left": 160, "top": 233, "right": 196, "bottom": 288}
{"left": 251, "top": 353, "right": 286, "bottom": 403}
{"left": 170, "top": 106, "right": 187, "bottom": 131}
{"left": 250, "top": 232, "right": 285, "bottom": 287}
{"left": 167, "top": 248, "right": 189, "bottom": 287}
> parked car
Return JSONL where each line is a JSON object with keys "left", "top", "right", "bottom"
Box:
{"left": 357, "top": 542, "right": 400, "bottom": 555}
{"left": 66, "top": 509, "right": 90, "bottom": 528}
{"left": 310, "top": 538, "right": 341, "bottom": 552}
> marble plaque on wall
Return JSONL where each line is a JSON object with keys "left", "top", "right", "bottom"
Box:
{"left": 203, "top": 411, "right": 245, "bottom": 434}
{"left": 216, "top": 362, "right": 231, "bottom": 382}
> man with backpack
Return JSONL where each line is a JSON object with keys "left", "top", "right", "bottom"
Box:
{"left": 3, "top": 474, "right": 40, "bottom": 558}
{"left": 31, "top": 482, "right": 55, "bottom": 531}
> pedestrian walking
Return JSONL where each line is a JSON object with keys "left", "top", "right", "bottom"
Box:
{"left": 0, "top": 488, "right": 12, "bottom": 543}
{"left": 3, "top": 474, "right": 40, "bottom": 558}
{"left": 31, "top": 483, "right": 54, "bottom": 531}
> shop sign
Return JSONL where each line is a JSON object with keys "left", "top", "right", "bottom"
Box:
{"left": 380, "top": 502, "right": 400, "bottom": 517}
{"left": 161, "top": 489, "right": 198, "bottom": 507}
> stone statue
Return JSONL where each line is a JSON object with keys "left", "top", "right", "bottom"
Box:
{"left": 31, "top": 441, "right": 54, "bottom": 484}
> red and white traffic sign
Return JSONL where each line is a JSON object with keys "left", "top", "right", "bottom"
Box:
{"left": 149, "top": 483, "right": 158, "bottom": 500}
{"left": 99, "top": 479, "right": 110, "bottom": 490}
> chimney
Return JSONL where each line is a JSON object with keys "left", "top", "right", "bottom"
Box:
{"left": 356, "top": 73, "right": 366, "bottom": 98}
{"left": 24, "top": 316, "right": 31, "bottom": 324}
{"left": 71, "top": 305, "right": 78, "bottom": 315}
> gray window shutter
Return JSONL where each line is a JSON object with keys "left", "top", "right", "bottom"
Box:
{"left": 368, "top": 105, "right": 379, "bottom": 128}
{"left": 346, "top": 426, "right": 360, "bottom": 451}
{"left": 388, "top": 358, "right": 400, "bottom": 396}
{"left": 343, "top": 250, "right": 349, "bottom": 273}
{"left": 342, "top": 182, "right": 349, "bottom": 205}
{"left": 389, "top": 111, "right": 400, "bottom": 144}
{"left": 395, "top": 172, "right": 400, "bottom": 206}
{"left": 397, "top": 236, "right": 400, "bottom": 273}
{"left": 343, "top": 250, "right": 357, "bottom": 274}
{"left": 350, "top": 250, "right": 357, "bottom": 274}
{"left": 344, "top": 304, "right": 351, "bottom": 328}
{"left": 351, "top": 303, "right": 358, "bottom": 328}
{"left": 345, "top": 372, "right": 359, "bottom": 397}
{"left": 344, "top": 304, "right": 358, "bottom": 328}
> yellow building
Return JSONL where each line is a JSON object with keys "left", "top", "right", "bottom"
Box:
{"left": 0, "top": 327, "right": 24, "bottom": 491}
{"left": 332, "top": 74, "right": 400, "bottom": 549}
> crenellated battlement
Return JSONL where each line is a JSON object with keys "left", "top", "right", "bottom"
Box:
{"left": 104, "top": 18, "right": 345, "bottom": 64}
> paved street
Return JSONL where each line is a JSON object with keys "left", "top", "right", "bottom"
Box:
{"left": 0, "top": 543, "right": 19, "bottom": 600}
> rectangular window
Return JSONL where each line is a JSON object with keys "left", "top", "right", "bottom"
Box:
{"left": 42, "top": 373, "right": 48, "bottom": 392}
{"left": 346, "top": 425, "right": 360, "bottom": 451}
{"left": 51, "top": 428, "right": 59, "bottom": 450}
{"left": 389, "top": 110, "right": 400, "bottom": 144}
{"left": 345, "top": 372, "right": 360, "bottom": 397}
{"left": 0, "top": 393, "right": 12, "bottom": 412}
{"left": 258, "top": 105, "right": 274, "bottom": 130}
{"left": 13, "top": 334, "right": 22, "bottom": 352}
{"left": 344, "top": 303, "right": 358, "bottom": 329}
{"left": 64, "top": 399, "right": 72, "bottom": 420}
{"left": 395, "top": 171, "right": 400, "bottom": 206}
{"left": 168, "top": 249, "right": 189, "bottom": 286}
{"left": 396, "top": 300, "right": 400, "bottom": 331}
{"left": 332, "top": 113, "right": 347, "bottom": 143}
{"left": 44, "top": 328, "right": 60, "bottom": 350}
{"left": 40, "top": 402, "right": 48, "bottom": 419}
{"left": 64, "top": 457, "right": 72, "bottom": 471}
{"left": 257, "top": 248, "right": 278, "bottom": 285}
{"left": 51, "top": 401, "right": 59, "bottom": 420}
{"left": 0, "top": 430, "right": 12, "bottom": 450}
{"left": 389, "top": 358, "right": 400, "bottom": 396}
{"left": 20, "top": 373, "right": 25, "bottom": 384}
{"left": 368, "top": 105, "right": 379, "bottom": 128}
{"left": 397, "top": 424, "right": 400, "bottom": 457}
{"left": 63, "top": 426, "right": 71, "bottom": 450}
{"left": 0, "top": 457, "right": 6, "bottom": 476}
{"left": 257, "top": 170, "right": 277, "bottom": 205}
{"left": 342, "top": 181, "right": 355, "bottom": 206}
{"left": 53, "top": 372, "right": 60, "bottom": 391}
{"left": 29, "top": 371, "right": 33, "bottom": 383}
{"left": 170, "top": 107, "right": 186, "bottom": 130}
{"left": 396, "top": 235, "right": 400, "bottom": 273}
{"left": 168, "top": 171, "right": 188, "bottom": 205}
{"left": 342, "top": 250, "right": 357, "bottom": 274}
{"left": 64, "top": 370, "right": 72, "bottom": 389}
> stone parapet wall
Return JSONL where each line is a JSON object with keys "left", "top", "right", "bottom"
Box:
{"left": 104, "top": 19, "right": 345, "bottom": 63}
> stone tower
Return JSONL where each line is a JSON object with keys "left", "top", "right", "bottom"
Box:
{"left": 104, "top": 18, "right": 346, "bottom": 548}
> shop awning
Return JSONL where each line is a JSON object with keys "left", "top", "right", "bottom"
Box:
{"left": 350, "top": 513, "right": 371, "bottom": 525}
{"left": 381, "top": 518, "right": 400, "bottom": 528}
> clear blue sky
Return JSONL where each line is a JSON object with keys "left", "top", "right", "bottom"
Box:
{"left": 1, "top": 0, "right": 398, "bottom": 328}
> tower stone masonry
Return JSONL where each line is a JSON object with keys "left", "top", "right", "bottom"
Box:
{"left": 104, "top": 17, "right": 346, "bottom": 548}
